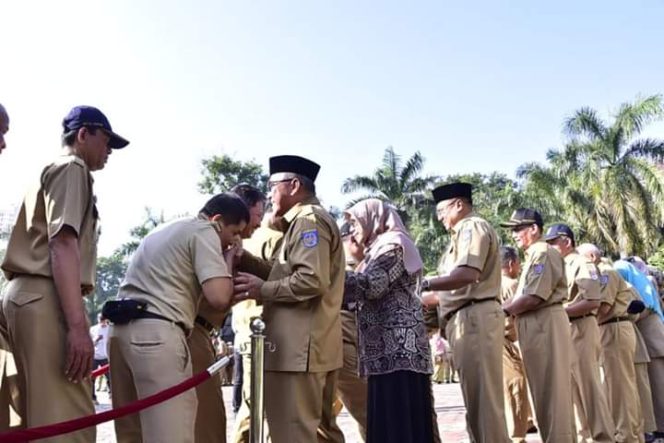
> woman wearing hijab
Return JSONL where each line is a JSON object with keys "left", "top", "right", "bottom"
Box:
{"left": 343, "top": 198, "right": 434, "bottom": 443}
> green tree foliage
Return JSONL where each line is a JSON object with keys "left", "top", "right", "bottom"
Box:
{"left": 341, "top": 146, "right": 439, "bottom": 221}
{"left": 519, "top": 95, "right": 664, "bottom": 257}
{"left": 118, "top": 207, "right": 167, "bottom": 257}
{"left": 198, "top": 154, "right": 268, "bottom": 194}
{"left": 86, "top": 252, "right": 127, "bottom": 323}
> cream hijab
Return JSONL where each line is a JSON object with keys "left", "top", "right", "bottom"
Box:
{"left": 344, "top": 199, "right": 423, "bottom": 274}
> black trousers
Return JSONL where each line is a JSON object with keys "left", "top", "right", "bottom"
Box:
{"left": 367, "top": 370, "right": 435, "bottom": 443}
{"left": 232, "top": 348, "right": 243, "bottom": 414}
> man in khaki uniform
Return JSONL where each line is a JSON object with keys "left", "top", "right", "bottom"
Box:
{"left": 631, "top": 305, "right": 658, "bottom": 437}
{"left": 1, "top": 106, "right": 128, "bottom": 443}
{"left": 577, "top": 245, "right": 642, "bottom": 443}
{"left": 109, "top": 193, "right": 249, "bottom": 443}
{"left": 189, "top": 184, "right": 266, "bottom": 443}
{"left": 501, "top": 208, "right": 574, "bottom": 443}
{"left": 423, "top": 182, "right": 510, "bottom": 443}
{"left": 231, "top": 212, "right": 284, "bottom": 443}
{"left": 234, "top": 155, "right": 345, "bottom": 443}
{"left": 500, "top": 246, "right": 532, "bottom": 443}
{"left": 545, "top": 224, "right": 616, "bottom": 443}
{"left": 336, "top": 222, "right": 368, "bottom": 441}
{"left": 0, "top": 103, "right": 20, "bottom": 432}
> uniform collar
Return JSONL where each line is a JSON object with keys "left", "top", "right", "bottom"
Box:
{"left": 449, "top": 211, "right": 476, "bottom": 236}
{"left": 525, "top": 239, "right": 547, "bottom": 259}
{"left": 282, "top": 196, "right": 320, "bottom": 226}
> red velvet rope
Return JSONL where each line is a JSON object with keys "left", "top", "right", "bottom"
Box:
{"left": 91, "top": 364, "right": 109, "bottom": 379}
{"left": 0, "top": 370, "right": 210, "bottom": 442}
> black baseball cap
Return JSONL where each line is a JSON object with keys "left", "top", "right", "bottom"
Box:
{"left": 62, "top": 106, "right": 129, "bottom": 149}
{"left": 269, "top": 155, "right": 320, "bottom": 182}
{"left": 544, "top": 223, "right": 575, "bottom": 244}
{"left": 500, "top": 208, "right": 544, "bottom": 228}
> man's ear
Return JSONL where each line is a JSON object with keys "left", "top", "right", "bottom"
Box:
{"left": 76, "top": 127, "right": 89, "bottom": 144}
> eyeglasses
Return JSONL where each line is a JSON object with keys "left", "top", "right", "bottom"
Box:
{"left": 435, "top": 199, "right": 458, "bottom": 216}
{"left": 267, "top": 178, "right": 295, "bottom": 191}
{"left": 510, "top": 224, "right": 531, "bottom": 233}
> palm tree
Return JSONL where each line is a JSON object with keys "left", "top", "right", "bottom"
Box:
{"left": 519, "top": 95, "right": 664, "bottom": 257}
{"left": 341, "top": 146, "right": 439, "bottom": 216}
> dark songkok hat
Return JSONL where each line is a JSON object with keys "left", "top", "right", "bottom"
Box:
{"left": 431, "top": 182, "right": 472, "bottom": 204}
{"left": 544, "top": 223, "right": 575, "bottom": 244}
{"left": 269, "top": 155, "right": 320, "bottom": 182}
{"left": 500, "top": 208, "right": 544, "bottom": 228}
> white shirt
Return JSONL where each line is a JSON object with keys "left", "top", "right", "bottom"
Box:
{"left": 90, "top": 322, "right": 110, "bottom": 360}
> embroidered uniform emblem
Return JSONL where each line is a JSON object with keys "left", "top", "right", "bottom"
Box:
{"left": 461, "top": 229, "right": 472, "bottom": 244}
{"left": 301, "top": 230, "right": 319, "bottom": 248}
{"left": 533, "top": 264, "right": 544, "bottom": 275}
{"left": 600, "top": 275, "right": 609, "bottom": 285}
{"left": 588, "top": 267, "right": 599, "bottom": 280}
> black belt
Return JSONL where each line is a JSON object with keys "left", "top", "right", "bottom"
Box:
{"left": 599, "top": 316, "right": 631, "bottom": 326}
{"left": 195, "top": 315, "right": 218, "bottom": 335}
{"left": 569, "top": 313, "right": 596, "bottom": 322}
{"left": 444, "top": 297, "right": 498, "bottom": 322}
{"left": 135, "top": 311, "right": 188, "bottom": 335}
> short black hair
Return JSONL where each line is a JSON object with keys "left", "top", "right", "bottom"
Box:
{"left": 200, "top": 192, "right": 250, "bottom": 225}
{"left": 500, "top": 246, "right": 519, "bottom": 267}
{"left": 61, "top": 126, "right": 100, "bottom": 147}
{"left": 230, "top": 183, "right": 266, "bottom": 208}
{"left": 294, "top": 173, "right": 316, "bottom": 195}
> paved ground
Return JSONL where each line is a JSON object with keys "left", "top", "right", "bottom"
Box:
{"left": 94, "top": 382, "right": 544, "bottom": 442}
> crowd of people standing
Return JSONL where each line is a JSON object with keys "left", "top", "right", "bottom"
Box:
{"left": 0, "top": 103, "right": 663, "bottom": 443}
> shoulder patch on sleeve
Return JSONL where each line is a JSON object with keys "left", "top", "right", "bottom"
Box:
{"left": 600, "top": 274, "right": 609, "bottom": 285}
{"left": 461, "top": 228, "right": 472, "bottom": 244}
{"left": 301, "top": 229, "right": 319, "bottom": 248}
{"left": 533, "top": 263, "right": 544, "bottom": 275}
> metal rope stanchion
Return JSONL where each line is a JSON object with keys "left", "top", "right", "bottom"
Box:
{"left": 249, "top": 317, "right": 266, "bottom": 443}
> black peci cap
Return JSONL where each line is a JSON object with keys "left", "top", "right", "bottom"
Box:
{"left": 269, "top": 155, "right": 320, "bottom": 182}
{"left": 431, "top": 182, "right": 472, "bottom": 204}
{"left": 500, "top": 208, "right": 544, "bottom": 228}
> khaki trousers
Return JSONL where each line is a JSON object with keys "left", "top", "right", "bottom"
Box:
{"left": 517, "top": 304, "right": 574, "bottom": 443}
{"left": 647, "top": 358, "right": 664, "bottom": 432}
{"left": 502, "top": 340, "right": 531, "bottom": 442}
{"left": 2, "top": 276, "right": 94, "bottom": 443}
{"left": 188, "top": 324, "right": 226, "bottom": 443}
{"left": 336, "top": 311, "right": 367, "bottom": 441}
{"left": 635, "top": 363, "right": 657, "bottom": 433}
{"left": 265, "top": 370, "right": 344, "bottom": 443}
{"left": 231, "top": 350, "right": 254, "bottom": 443}
{"left": 0, "top": 300, "right": 21, "bottom": 431}
{"left": 570, "top": 316, "right": 616, "bottom": 443}
{"left": 109, "top": 319, "right": 196, "bottom": 443}
{"left": 600, "top": 321, "right": 642, "bottom": 443}
{"left": 446, "top": 300, "right": 510, "bottom": 443}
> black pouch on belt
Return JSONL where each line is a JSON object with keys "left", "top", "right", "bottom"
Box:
{"left": 102, "top": 299, "right": 148, "bottom": 324}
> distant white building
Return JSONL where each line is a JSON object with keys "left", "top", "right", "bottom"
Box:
{"left": 0, "top": 204, "right": 19, "bottom": 242}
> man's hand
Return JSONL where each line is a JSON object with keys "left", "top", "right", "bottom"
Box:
{"left": 233, "top": 272, "right": 265, "bottom": 303}
{"left": 65, "top": 326, "right": 94, "bottom": 383}
{"left": 224, "top": 244, "right": 242, "bottom": 271}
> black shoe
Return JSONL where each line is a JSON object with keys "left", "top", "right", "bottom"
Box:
{"left": 527, "top": 426, "right": 538, "bottom": 434}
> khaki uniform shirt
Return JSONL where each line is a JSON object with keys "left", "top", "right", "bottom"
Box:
{"left": 501, "top": 275, "right": 519, "bottom": 341}
{"left": 2, "top": 155, "right": 99, "bottom": 294}
{"left": 240, "top": 197, "right": 344, "bottom": 372}
{"left": 598, "top": 262, "right": 634, "bottom": 320}
{"left": 438, "top": 212, "right": 501, "bottom": 319}
{"left": 231, "top": 225, "right": 284, "bottom": 348}
{"left": 118, "top": 214, "right": 231, "bottom": 330}
{"left": 563, "top": 252, "right": 601, "bottom": 310}
{"left": 515, "top": 240, "right": 568, "bottom": 308}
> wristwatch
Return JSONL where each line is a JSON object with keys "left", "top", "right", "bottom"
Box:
{"left": 421, "top": 279, "right": 431, "bottom": 291}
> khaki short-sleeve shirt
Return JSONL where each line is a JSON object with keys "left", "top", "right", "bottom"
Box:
{"left": 598, "top": 262, "right": 633, "bottom": 319}
{"left": 515, "top": 240, "right": 568, "bottom": 307}
{"left": 438, "top": 213, "right": 501, "bottom": 319}
{"left": 564, "top": 252, "right": 601, "bottom": 307}
{"left": 501, "top": 275, "right": 518, "bottom": 303}
{"left": 118, "top": 215, "right": 231, "bottom": 329}
{"left": 1, "top": 155, "right": 99, "bottom": 293}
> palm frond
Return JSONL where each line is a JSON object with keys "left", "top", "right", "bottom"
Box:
{"left": 564, "top": 107, "right": 607, "bottom": 141}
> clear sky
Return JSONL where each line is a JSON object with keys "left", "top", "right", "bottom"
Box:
{"left": 1, "top": 0, "right": 663, "bottom": 255}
